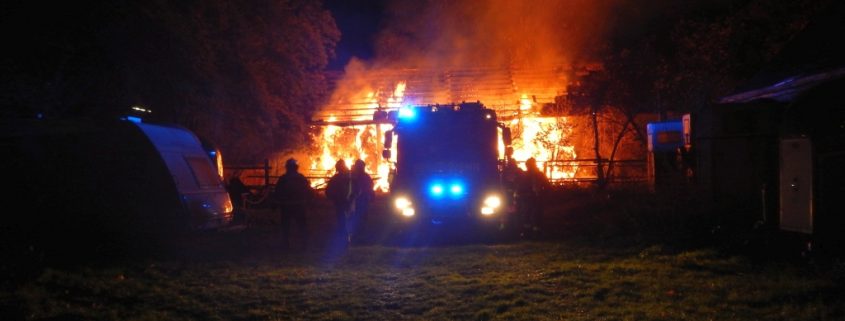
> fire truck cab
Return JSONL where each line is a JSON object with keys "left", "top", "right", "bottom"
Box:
{"left": 382, "top": 102, "right": 513, "bottom": 226}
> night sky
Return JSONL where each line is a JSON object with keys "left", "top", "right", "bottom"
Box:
{"left": 323, "top": 0, "right": 386, "bottom": 70}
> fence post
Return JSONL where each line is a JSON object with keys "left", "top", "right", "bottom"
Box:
{"left": 264, "top": 158, "right": 270, "bottom": 186}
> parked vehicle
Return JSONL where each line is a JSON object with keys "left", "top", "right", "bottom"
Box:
{"left": 381, "top": 102, "right": 514, "bottom": 226}
{"left": 133, "top": 120, "right": 234, "bottom": 230}
{"left": 2, "top": 115, "right": 233, "bottom": 260}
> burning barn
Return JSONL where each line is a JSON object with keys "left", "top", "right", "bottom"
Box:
{"left": 294, "top": 65, "right": 651, "bottom": 192}
{"left": 261, "top": 0, "right": 653, "bottom": 191}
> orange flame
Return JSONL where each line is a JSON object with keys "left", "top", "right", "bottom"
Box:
{"left": 307, "top": 82, "right": 406, "bottom": 191}
{"left": 499, "top": 95, "right": 578, "bottom": 180}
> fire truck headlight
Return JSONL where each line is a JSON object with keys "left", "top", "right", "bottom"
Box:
{"left": 395, "top": 196, "right": 415, "bottom": 217}
{"left": 395, "top": 196, "right": 412, "bottom": 210}
{"left": 483, "top": 195, "right": 502, "bottom": 208}
{"left": 402, "top": 207, "right": 416, "bottom": 217}
{"left": 481, "top": 207, "right": 495, "bottom": 215}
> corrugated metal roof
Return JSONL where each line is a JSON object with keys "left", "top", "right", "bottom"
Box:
{"left": 720, "top": 2, "right": 845, "bottom": 104}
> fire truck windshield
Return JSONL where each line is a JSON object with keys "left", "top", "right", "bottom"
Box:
{"left": 397, "top": 110, "right": 498, "bottom": 165}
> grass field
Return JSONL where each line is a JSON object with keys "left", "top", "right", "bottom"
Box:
{"left": 3, "top": 189, "right": 845, "bottom": 320}
{"left": 6, "top": 240, "right": 845, "bottom": 321}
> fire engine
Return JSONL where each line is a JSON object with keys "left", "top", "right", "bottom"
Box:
{"left": 380, "top": 102, "right": 514, "bottom": 225}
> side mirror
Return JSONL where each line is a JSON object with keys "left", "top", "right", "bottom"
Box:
{"left": 373, "top": 110, "right": 388, "bottom": 122}
{"left": 382, "top": 129, "right": 394, "bottom": 160}
{"left": 501, "top": 127, "right": 512, "bottom": 146}
{"left": 384, "top": 129, "right": 393, "bottom": 147}
{"left": 500, "top": 126, "right": 513, "bottom": 157}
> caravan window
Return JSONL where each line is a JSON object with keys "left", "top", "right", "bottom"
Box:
{"left": 185, "top": 156, "right": 221, "bottom": 189}
{"left": 657, "top": 131, "right": 683, "bottom": 145}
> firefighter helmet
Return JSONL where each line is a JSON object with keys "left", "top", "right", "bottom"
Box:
{"left": 285, "top": 158, "right": 298, "bottom": 170}
{"left": 353, "top": 159, "right": 366, "bottom": 172}
{"left": 334, "top": 159, "right": 348, "bottom": 173}
{"left": 526, "top": 157, "right": 537, "bottom": 169}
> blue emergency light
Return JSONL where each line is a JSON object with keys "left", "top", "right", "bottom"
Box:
{"left": 431, "top": 184, "right": 444, "bottom": 196}
{"left": 449, "top": 184, "right": 464, "bottom": 195}
{"left": 428, "top": 179, "right": 466, "bottom": 199}
{"left": 398, "top": 107, "right": 416, "bottom": 119}
{"left": 125, "top": 116, "right": 143, "bottom": 123}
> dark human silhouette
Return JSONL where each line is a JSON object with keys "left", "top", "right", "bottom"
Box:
{"left": 271, "top": 158, "right": 315, "bottom": 250}
{"left": 226, "top": 175, "right": 251, "bottom": 224}
{"left": 325, "top": 160, "right": 353, "bottom": 246}
{"left": 349, "top": 159, "right": 375, "bottom": 243}
{"left": 677, "top": 146, "right": 695, "bottom": 181}
{"left": 501, "top": 157, "right": 522, "bottom": 211}
{"left": 515, "top": 157, "right": 550, "bottom": 235}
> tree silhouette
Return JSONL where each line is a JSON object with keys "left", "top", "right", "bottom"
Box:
{"left": 1, "top": 0, "right": 339, "bottom": 163}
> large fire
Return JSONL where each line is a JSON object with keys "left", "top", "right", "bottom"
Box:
{"left": 307, "top": 82, "right": 406, "bottom": 191}
{"left": 311, "top": 122, "right": 393, "bottom": 191}
{"left": 307, "top": 79, "right": 579, "bottom": 191}
{"left": 252, "top": 0, "right": 643, "bottom": 191}
{"left": 503, "top": 99, "right": 578, "bottom": 181}
{"left": 291, "top": 0, "right": 632, "bottom": 190}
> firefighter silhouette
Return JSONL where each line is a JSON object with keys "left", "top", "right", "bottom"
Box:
{"left": 226, "top": 174, "right": 251, "bottom": 224}
{"left": 515, "top": 157, "right": 550, "bottom": 234}
{"left": 502, "top": 157, "right": 522, "bottom": 214}
{"left": 349, "top": 159, "right": 375, "bottom": 242}
{"left": 325, "top": 160, "right": 353, "bottom": 245}
{"left": 272, "top": 158, "right": 315, "bottom": 250}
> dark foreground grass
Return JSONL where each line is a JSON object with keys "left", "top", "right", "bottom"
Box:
{"left": 5, "top": 189, "right": 845, "bottom": 320}
{"left": 4, "top": 240, "right": 845, "bottom": 321}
